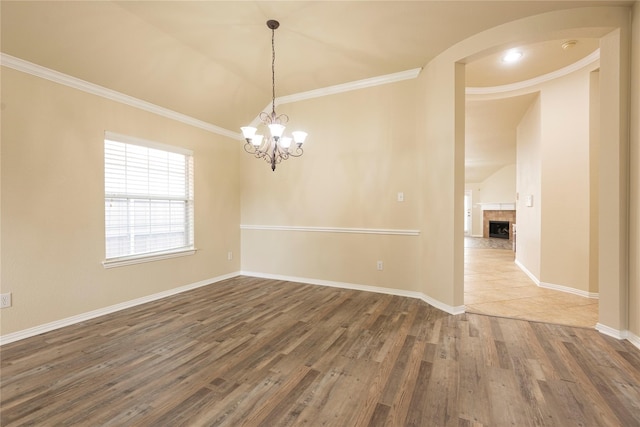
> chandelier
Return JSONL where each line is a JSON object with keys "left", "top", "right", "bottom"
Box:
{"left": 241, "top": 20, "right": 308, "bottom": 171}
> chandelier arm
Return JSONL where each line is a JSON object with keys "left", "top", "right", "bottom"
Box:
{"left": 263, "top": 153, "right": 274, "bottom": 164}
{"left": 287, "top": 146, "right": 304, "bottom": 158}
{"left": 243, "top": 143, "right": 259, "bottom": 155}
{"left": 259, "top": 111, "right": 289, "bottom": 126}
{"left": 244, "top": 143, "right": 270, "bottom": 161}
{"left": 274, "top": 113, "right": 288, "bottom": 125}
{"left": 259, "top": 111, "right": 272, "bottom": 124}
{"left": 244, "top": 141, "right": 261, "bottom": 153}
{"left": 257, "top": 149, "right": 273, "bottom": 164}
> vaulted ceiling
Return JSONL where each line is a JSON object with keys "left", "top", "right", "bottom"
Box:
{"left": 1, "top": 1, "right": 630, "bottom": 182}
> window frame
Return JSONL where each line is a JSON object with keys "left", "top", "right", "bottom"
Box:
{"left": 102, "top": 131, "right": 195, "bottom": 269}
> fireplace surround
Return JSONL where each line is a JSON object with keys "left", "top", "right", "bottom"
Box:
{"left": 483, "top": 210, "right": 515, "bottom": 240}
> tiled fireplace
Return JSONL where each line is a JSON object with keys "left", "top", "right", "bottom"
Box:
{"left": 483, "top": 210, "right": 516, "bottom": 240}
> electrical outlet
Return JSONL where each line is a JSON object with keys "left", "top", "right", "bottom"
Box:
{"left": 227, "top": 251, "right": 233, "bottom": 261}
{"left": 376, "top": 261, "right": 384, "bottom": 271}
{"left": 1, "top": 293, "right": 12, "bottom": 308}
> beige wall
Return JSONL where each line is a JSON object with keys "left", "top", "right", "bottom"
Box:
{"left": 629, "top": 1, "right": 640, "bottom": 339}
{"left": 0, "top": 68, "right": 241, "bottom": 335}
{"left": 513, "top": 60, "right": 614, "bottom": 297}
{"left": 241, "top": 81, "right": 419, "bottom": 230}
{"left": 241, "top": 231, "right": 420, "bottom": 293}
{"left": 240, "top": 80, "right": 422, "bottom": 293}
{"left": 539, "top": 66, "right": 593, "bottom": 293}
{"left": 478, "top": 164, "right": 516, "bottom": 204}
{"left": 516, "top": 95, "right": 542, "bottom": 279}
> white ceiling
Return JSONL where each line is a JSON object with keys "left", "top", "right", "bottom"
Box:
{"left": 466, "top": 37, "right": 600, "bottom": 88}
{"left": 1, "top": 1, "right": 630, "bottom": 182}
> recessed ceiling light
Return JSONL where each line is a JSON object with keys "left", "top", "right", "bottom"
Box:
{"left": 501, "top": 50, "right": 523, "bottom": 64}
{"left": 562, "top": 40, "right": 578, "bottom": 50}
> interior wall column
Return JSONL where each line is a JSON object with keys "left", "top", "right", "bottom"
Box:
{"left": 597, "top": 27, "right": 631, "bottom": 336}
{"left": 417, "top": 59, "right": 465, "bottom": 314}
{"left": 589, "top": 70, "right": 600, "bottom": 295}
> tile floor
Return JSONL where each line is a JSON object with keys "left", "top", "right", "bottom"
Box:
{"left": 464, "top": 237, "right": 599, "bottom": 328}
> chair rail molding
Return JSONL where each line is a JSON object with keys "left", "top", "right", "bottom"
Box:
{"left": 240, "top": 225, "right": 420, "bottom": 236}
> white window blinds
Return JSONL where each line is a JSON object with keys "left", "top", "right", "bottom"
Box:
{"left": 104, "top": 132, "right": 194, "bottom": 262}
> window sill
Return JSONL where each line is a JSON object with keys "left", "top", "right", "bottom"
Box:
{"left": 102, "top": 248, "right": 197, "bottom": 269}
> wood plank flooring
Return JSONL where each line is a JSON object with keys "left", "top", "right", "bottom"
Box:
{"left": 1, "top": 276, "right": 639, "bottom": 426}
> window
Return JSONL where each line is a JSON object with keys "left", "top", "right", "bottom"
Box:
{"left": 104, "top": 132, "right": 194, "bottom": 267}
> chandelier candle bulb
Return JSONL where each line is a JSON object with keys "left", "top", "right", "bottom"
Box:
{"left": 280, "top": 137, "right": 292, "bottom": 149}
{"left": 268, "top": 123, "right": 286, "bottom": 139}
{"left": 241, "top": 126, "right": 257, "bottom": 141}
{"left": 292, "top": 131, "right": 308, "bottom": 145}
{"left": 240, "top": 19, "right": 308, "bottom": 171}
{"left": 252, "top": 135, "right": 264, "bottom": 147}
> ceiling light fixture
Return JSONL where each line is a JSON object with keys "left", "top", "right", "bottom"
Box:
{"left": 241, "top": 20, "right": 308, "bottom": 172}
{"left": 501, "top": 49, "right": 523, "bottom": 64}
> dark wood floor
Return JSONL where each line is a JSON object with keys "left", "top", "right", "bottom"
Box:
{"left": 1, "top": 276, "right": 639, "bottom": 426}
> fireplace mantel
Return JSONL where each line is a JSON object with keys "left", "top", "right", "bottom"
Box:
{"left": 477, "top": 203, "right": 515, "bottom": 211}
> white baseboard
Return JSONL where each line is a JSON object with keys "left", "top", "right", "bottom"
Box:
{"left": 627, "top": 332, "right": 640, "bottom": 351}
{"left": 514, "top": 259, "right": 541, "bottom": 285}
{"left": 240, "top": 271, "right": 465, "bottom": 316}
{"left": 596, "top": 323, "right": 628, "bottom": 340}
{"left": 596, "top": 326, "right": 640, "bottom": 350}
{"left": 422, "top": 295, "right": 466, "bottom": 316}
{"left": 0, "top": 271, "right": 240, "bottom": 346}
{"left": 3, "top": 270, "right": 637, "bottom": 350}
{"left": 538, "top": 282, "right": 599, "bottom": 299}
{"left": 514, "top": 259, "right": 598, "bottom": 299}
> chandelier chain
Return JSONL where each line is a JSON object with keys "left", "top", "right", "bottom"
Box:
{"left": 271, "top": 26, "right": 276, "bottom": 115}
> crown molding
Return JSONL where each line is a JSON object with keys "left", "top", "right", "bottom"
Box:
{"left": 251, "top": 67, "right": 422, "bottom": 126}
{"left": 279, "top": 68, "right": 422, "bottom": 105}
{"left": 2, "top": 52, "right": 421, "bottom": 135}
{"left": 1, "top": 53, "right": 242, "bottom": 140}
{"left": 466, "top": 49, "right": 600, "bottom": 96}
